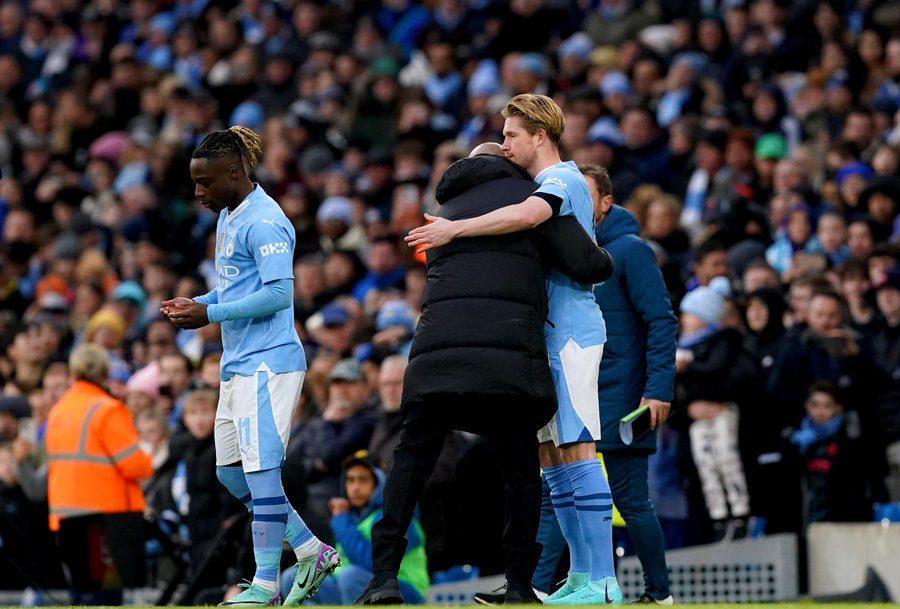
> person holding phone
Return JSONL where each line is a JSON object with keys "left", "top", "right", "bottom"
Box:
{"left": 766, "top": 289, "right": 888, "bottom": 495}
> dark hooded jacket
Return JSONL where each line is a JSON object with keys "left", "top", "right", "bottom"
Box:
{"left": 594, "top": 205, "right": 678, "bottom": 452}
{"left": 744, "top": 287, "right": 787, "bottom": 373}
{"left": 402, "top": 154, "right": 612, "bottom": 429}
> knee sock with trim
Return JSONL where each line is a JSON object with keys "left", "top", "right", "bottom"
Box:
{"left": 566, "top": 458, "right": 616, "bottom": 581}
{"left": 543, "top": 463, "right": 590, "bottom": 579}
{"left": 216, "top": 465, "right": 318, "bottom": 562}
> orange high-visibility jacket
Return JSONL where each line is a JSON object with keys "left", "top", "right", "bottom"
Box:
{"left": 46, "top": 379, "right": 153, "bottom": 531}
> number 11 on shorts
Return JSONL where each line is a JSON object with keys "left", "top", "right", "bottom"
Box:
{"left": 238, "top": 416, "right": 253, "bottom": 456}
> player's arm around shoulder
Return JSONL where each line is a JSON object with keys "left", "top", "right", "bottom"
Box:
{"left": 536, "top": 216, "right": 614, "bottom": 284}
{"left": 477, "top": 194, "right": 557, "bottom": 229}
{"left": 405, "top": 195, "right": 555, "bottom": 253}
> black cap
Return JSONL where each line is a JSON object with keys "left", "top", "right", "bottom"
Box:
{"left": 697, "top": 129, "right": 728, "bottom": 153}
{"left": 365, "top": 147, "right": 394, "bottom": 167}
{"left": 341, "top": 449, "right": 385, "bottom": 473}
{"left": 0, "top": 395, "right": 30, "bottom": 419}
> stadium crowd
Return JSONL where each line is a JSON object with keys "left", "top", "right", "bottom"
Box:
{"left": 0, "top": 0, "right": 898, "bottom": 601}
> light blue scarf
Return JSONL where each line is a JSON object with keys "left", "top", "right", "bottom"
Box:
{"left": 790, "top": 414, "right": 844, "bottom": 453}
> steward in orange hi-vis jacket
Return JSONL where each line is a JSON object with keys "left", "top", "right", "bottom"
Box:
{"left": 46, "top": 344, "right": 152, "bottom": 532}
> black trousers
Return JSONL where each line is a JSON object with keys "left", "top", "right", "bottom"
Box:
{"left": 371, "top": 397, "right": 546, "bottom": 588}
{"left": 57, "top": 512, "right": 146, "bottom": 603}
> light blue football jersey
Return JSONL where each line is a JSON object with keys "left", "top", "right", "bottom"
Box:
{"left": 534, "top": 161, "right": 607, "bottom": 352}
{"left": 212, "top": 184, "right": 306, "bottom": 379}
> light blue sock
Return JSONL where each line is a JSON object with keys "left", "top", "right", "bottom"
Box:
{"left": 543, "top": 464, "right": 590, "bottom": 576}
{"left": 216, "top": 465, "right": 315, "bottom": 555}
{"left": 216, "top": 465, "right": 252, "bottom": 510}
{"left": 245, "top": 468, "right": 290, "bottom": 590}
{"left": 566, "top": 458, "right": 615, "bottom": 580}
{"left": 285, "top": 509, "right": 315, "bottom": 554}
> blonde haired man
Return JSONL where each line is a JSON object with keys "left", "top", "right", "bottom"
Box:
{"left": 406, "top": 94, "right": 621, "bottom": 605}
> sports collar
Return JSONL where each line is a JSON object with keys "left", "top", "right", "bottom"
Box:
{"left": 226, "top": 183, "right": 259, "bottom": 223}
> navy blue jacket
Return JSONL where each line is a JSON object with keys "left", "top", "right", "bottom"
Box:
{"left": 594, "top": 205, "right": 677, "bottom": 452}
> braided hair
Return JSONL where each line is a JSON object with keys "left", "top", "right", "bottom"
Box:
{"left": 192, "top": 125, "right": 263, "bottom": 169}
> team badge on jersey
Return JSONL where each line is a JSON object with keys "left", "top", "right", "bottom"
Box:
{"left": 225, "top": 239, "right": 235, "bottom": 257}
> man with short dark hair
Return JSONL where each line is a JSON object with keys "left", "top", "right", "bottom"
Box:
{"left": 688, "top": 240, "right": 729, "bottom": 291}
{"left": 589, "top": 164, "right": 677, "bottom": 604}
{"left": 353, "top": 237, "right": 406, "bottom": 302}
{"left": 618, "top": 107, "right": 672, "bottom": 200}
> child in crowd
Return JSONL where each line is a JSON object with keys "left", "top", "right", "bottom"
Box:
{"left": 765, "top": 203, "right": 820, "bottom": 276}
{"left": 294, "top": 451, "right": 428, "bottom": 605}
{"left": 152, "top": 388, "right": 243, "bottom": 566}
{"left": 676, "top": 277, "right": 757, "bottom": 542}
{"left": 789, "top": 382, "right": 880, "bottom": 523}
{"left": 811, "top": 211, "right": 850, "bottom": 266}
{"left": 136, "top": 408, "right": 170, "bottom": 471}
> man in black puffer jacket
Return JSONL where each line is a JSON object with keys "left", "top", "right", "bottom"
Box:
{"left": 358, "top": 146, "right": 613, "bottom": 605}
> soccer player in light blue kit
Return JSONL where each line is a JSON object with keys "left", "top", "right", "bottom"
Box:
{"left": 406, "top": 95, "right": 622, "bottom": 605}
{"left": 164, "top": 126, "right": 340, "bottom": 606}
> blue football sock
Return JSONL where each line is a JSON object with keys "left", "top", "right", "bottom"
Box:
{"left": 245, "top": 468, "right": 290, "bottom": 591}
{"left": 216, "top": 465, "right": 315, "bottom": 556}
{"left": 285, "top": 508, "right": 315, "bottom": 554}
{"left": 216, "top": 465, "right": 252, "bottom": 510}
{"left": 543, "top": 463, "right": 590, "bottom": 576}
{"left": 566, "top": 458, "right": 615, "bottom": 580}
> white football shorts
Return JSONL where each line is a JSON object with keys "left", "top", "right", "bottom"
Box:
{"left": 537, "top": 338, "right": 603, "bottom": 447}
{"left": 215, "top": 363, "right": 305, "bottom": 472}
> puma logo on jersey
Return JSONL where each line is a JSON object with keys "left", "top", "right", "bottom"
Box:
{"left": 262, "top": 219, "right": 276, "bottom": 226}
{"left": 260, "top": 242, "right": 289, "bottom": 256}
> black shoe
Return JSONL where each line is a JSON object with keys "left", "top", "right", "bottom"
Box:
{"left": 354, "top": 577, "right": 403, "bottom": 605}
{"left": 474, "top": 583, "right": 541, "bottom": 605}
{"left": 711, "top": 519, "right": 729, "bottom": 543}
{"left": 503, "top": 585, "right": 540, "bottom": 604}
{"left": 729, "top": 517, "right": 748, "bottom": 541}
{"left": 474, "top": 584, "right": 507, "bottom": 606}
{"left": 631, "top": 592, "right": 675, "bottom": 605}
